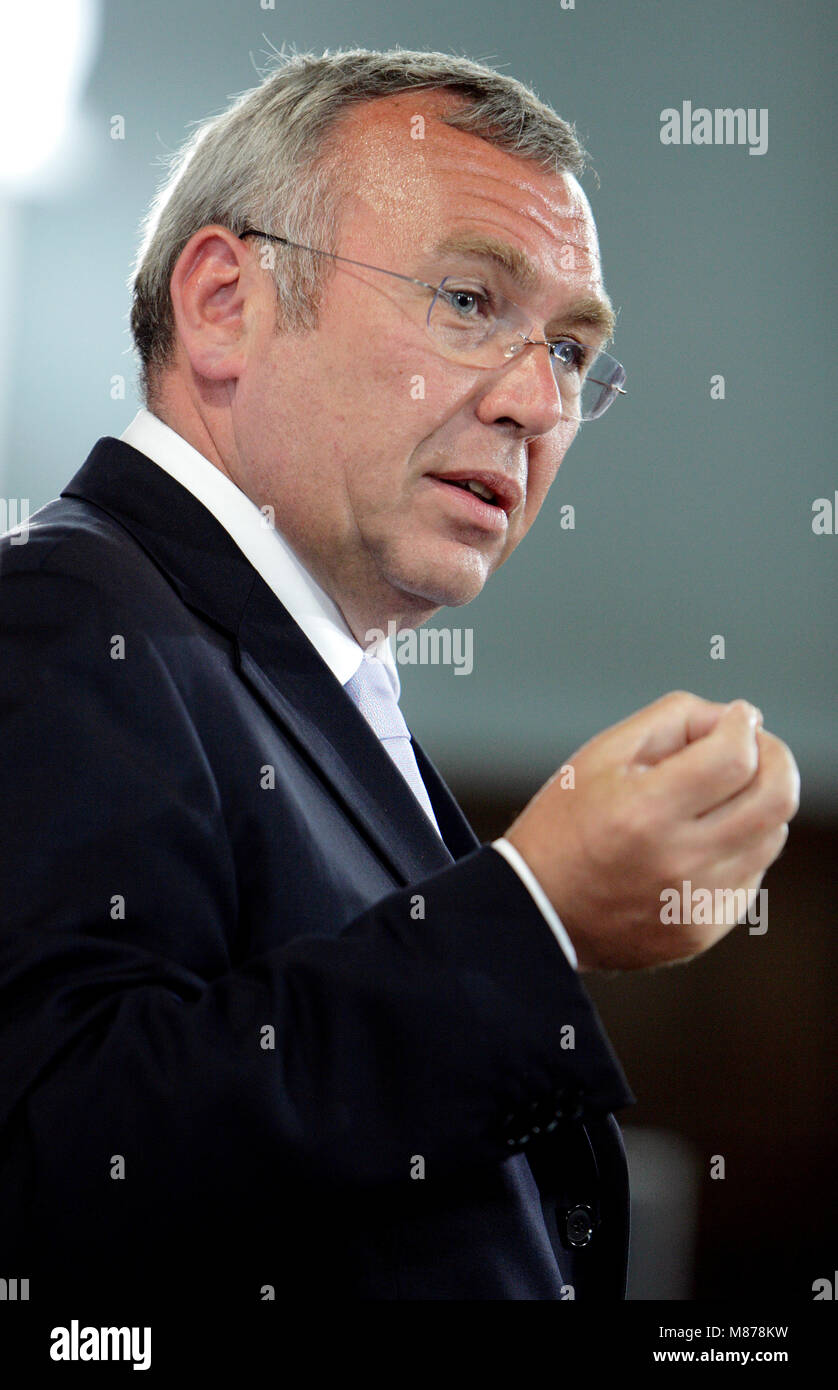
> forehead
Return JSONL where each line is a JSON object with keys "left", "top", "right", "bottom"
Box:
{"left": 330, "top": 90, "right": 603, "bottom": 290}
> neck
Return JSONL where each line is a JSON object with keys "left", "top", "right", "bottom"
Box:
{"left": 147, "top": 393, "right": 442, "bottom": 645}
{"left": 329, "top": 588, "right": 441, "bottom": 650}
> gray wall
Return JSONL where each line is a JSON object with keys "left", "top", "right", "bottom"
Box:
{"left": 3, "top": 0, "right": 836, "bottom": 812}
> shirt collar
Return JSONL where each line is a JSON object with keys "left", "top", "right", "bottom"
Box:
{"left": 119, "top": 409, "right": 400, "bottom": 696}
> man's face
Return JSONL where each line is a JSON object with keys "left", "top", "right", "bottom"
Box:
{"left": 230, "top": 92, "right": 613, "bottom": 636}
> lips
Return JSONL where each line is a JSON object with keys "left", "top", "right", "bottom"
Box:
{"left": 425, "top": 470, "right": 523, "bottom": 515}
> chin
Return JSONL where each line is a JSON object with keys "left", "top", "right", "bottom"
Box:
{"left": 397, "top": 564, "right": 489, "bottom": 612}
{"left": 379, "top": 537, "right": 494, "bottom": 613}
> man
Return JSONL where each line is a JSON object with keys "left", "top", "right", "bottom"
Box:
{"left": 0, "top": 48, "right": 798, "bottom": 1307}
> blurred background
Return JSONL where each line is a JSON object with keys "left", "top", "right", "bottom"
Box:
{"left": 1, "top": 0, "right": 834, "bottom": 1300}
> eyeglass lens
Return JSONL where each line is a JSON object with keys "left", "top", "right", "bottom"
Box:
{"left": 427, "top": 279, "right": 624, "bottom": 421}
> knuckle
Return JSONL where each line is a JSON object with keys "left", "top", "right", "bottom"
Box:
{"left": 727, "top": 742, "right": 758, "bottom": 784}
{"left": 658, "top": 686, "right": 692, "bottom": 717}
{"left": 749, "top": 825, "right": 786, "bottom": 871}
{"left": 759, "top": 785, "right": 792, "bottom": 827}
{"left": 780, "top": 753, "right": 801, "bottom": 816}
{"left": 756, "top": 730, "right": 783, "bottom": 769}
{"left": 776, "top": 785, "right": 799, "bottom": 823}
{"left": 759, "top": 748, "right": 800, "bottom": 820}
{"left": 659, "top": 689, "right": 692, "bottom": 714}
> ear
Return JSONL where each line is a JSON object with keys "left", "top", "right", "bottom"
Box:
{"left": 169, "top": 225, "right": 260, "bottom": 384}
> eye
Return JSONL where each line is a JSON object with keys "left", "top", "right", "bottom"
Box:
{"left": 549, "top": 338, "right": 592, "bottom": 373}
{"left": 444, "top": 285, "right": 494, "bottom": 319}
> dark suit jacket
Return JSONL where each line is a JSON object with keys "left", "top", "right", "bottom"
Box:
{"left": 0, "top": 436, "right": 634, "bottom": 1308}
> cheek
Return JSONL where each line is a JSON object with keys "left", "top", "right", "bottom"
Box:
{"left": 345, "top": 367, "right": 460, "bottom": 503}
{"left": 343, "top": 361, "right": 428, "bottom": 467}
{"left": 523, "top": 435, "right": 571, "bottom": 525}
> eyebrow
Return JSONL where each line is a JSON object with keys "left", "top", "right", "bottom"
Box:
{"left": 430, "top": 230, "right": 617, "bottom": 344}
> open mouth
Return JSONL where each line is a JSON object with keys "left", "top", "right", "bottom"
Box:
{"left": 441, "top": 478, "right": 501, "bottom": 506}
{"left": 424, "top": 469, "right": 521, "bottom": 524}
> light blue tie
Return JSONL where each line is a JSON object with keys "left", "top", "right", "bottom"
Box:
{"left": 344, "top": 652, "right": 442, "bottom": 835}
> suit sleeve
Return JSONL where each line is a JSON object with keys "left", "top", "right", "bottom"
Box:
{"left": 0, "top": 560, "right": 629, "bottom": 1224}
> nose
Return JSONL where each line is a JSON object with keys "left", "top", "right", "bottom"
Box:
{"left": 474, "top": 339, "right": 568, "bottom": 437}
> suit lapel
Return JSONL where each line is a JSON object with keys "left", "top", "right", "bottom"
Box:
{"left": 235, "top": 578, "right": 456, "bottom": 883}
{"left": 411, "top": 737, "right": 481, "bottom": 859}
{"left": 61, "top": 437, "right": 462, "bottom": 885}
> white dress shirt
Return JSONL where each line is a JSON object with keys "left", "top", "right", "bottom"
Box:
{"left": 119, "top": 409, "right": 578, "bottom": 970}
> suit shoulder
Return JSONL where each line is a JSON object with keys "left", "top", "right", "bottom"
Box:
{"left": 0, "top": 493, "right": 183, "bottom": 616}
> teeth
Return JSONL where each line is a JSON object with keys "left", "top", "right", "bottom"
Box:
{"left": 443, "top": 477, "right": 500, "bottom": 505}
{"left": 465, "top": 480, "right": 496, "bottom": 503}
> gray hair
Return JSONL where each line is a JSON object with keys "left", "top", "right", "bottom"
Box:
{"left": 129, "top": 45, "right": 590, "bottom": 406}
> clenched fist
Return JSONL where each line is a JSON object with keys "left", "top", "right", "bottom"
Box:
{"left": 505, "top": 692, "right": 800, "bottom": 972}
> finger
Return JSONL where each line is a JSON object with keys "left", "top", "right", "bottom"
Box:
{"left": 643, "top": 701, "right": 763, "bottom": 818}
{"left": 700, "top": 822, "right": 790, "bottom": 902}
{"left": 614, "top": 690, "right": 735, "bottom": 768}
{"left": 693, "top": 730, "right": 801, "bottom": 837}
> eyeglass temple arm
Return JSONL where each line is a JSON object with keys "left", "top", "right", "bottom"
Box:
{"left": 238, "top": 228, "right": 439, "bottom": 295}
{"left": 240, "top": 229, "right": 626, "bottom": 395}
